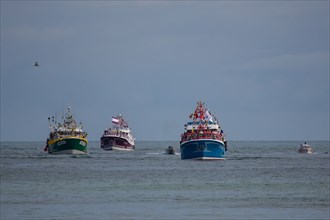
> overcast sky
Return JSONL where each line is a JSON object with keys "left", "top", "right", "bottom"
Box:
{"left": 1, "top": 1, "right": 329, "bottom": 141}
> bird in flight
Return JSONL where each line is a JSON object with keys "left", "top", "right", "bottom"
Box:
{"left": 34, "top": 62, "right": 40, "bottom": 67}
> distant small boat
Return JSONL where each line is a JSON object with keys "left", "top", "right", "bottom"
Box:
{"left": 165, "top": 146, "right": 176, "bottom": 155}
{"left": 298, "top": 142, "right": 313, "bottom": 154}
{"left": 100, "top": 114, "right": 135, "bottom": 151}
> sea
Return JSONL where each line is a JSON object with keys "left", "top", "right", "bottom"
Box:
{"left": 1, "top": 141, "right": 329, "bottom": 220}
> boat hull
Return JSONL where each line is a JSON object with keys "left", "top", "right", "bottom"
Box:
{"left": 100, "top": 136, "right": 135, "bottom": 151}
{"left": 165, "top": 148, "right": 176, "bottom": 155}
{"left": 47, "top": 137, "right": 88, "bottom": 155}
{"left": 297, "top": 144, "right": 313, "bottom": 154}
{"left": 298, "top": 149, "right": 313, "bottom": 154}
{"left": 180, "top": 139, "right": 226, "bottom": 160}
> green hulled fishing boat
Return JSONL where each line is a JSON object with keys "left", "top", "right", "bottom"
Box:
{"left": 44, "top": 107, "right": 88, "bottom": 154}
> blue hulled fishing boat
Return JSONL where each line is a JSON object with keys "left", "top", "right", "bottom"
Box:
{"left": 180, "top": 101, "right": 227, "bottom": 160}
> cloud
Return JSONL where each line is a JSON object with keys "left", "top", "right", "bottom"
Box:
{"left": 1, "top": 1, "right": 329, "bottom": 141}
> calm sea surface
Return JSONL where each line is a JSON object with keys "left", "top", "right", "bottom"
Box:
{"left": 1, "top": 141, "right": 329, "bottom": 220}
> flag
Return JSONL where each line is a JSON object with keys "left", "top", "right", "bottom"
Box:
{"left": 112, "top": 117, "right": 119, "bottom": 124}
{"left": 205, "top": 110, "right": 214, "bottom": 123}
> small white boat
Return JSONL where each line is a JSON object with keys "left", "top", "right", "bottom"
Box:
{"left": 298, "top": 142, "right": 313, "bottom": 154}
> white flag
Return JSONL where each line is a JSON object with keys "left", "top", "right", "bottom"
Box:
{"left": 112, "top": 117, "right": 119, "bottom": 124}
{"left": 205, "top": 110, "right": 214, "bottom": 123}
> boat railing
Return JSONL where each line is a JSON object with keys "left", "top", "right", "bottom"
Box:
{"left": 181, "top": 132, "right": 224, "bottom": 142}
{"left": 50, "top": 131, "right": 87, "bottom": 140}
{"left": 104, "top": 130, "right": 132, "bottom": 138}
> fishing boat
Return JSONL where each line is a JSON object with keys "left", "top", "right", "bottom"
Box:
{"left": 44, "top": 107, "right": 88, "bottom": 154}
{"left": 100, "top": 114, "right": 135, "bottom": 151}
{"left": 180, "top": 101, "right": 227, "bottom": 160}
{"left": 297, "top": 142, "right": 313, "bottom": 154}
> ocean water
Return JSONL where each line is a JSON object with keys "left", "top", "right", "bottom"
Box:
{"left": 1, "top": 141, "right": 329, "bottom": 220}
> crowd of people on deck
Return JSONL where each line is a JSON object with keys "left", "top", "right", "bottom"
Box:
{"left": 180, "top": 125, "right": 225, "bottom": 143}
{"left": 103, "top": 128, "right": 131, "bottom": 139}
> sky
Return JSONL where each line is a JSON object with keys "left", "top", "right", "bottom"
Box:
{"left": 1, "top": 1, "right": 329, "bottom": 141}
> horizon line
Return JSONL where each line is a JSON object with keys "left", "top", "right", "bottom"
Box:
{"left": 1, "top": 139, "right": 329, "bottom": 143}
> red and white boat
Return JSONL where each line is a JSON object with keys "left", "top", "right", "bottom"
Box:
{"left": 100, "top": 114, "right": 135, "bottom": 151}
